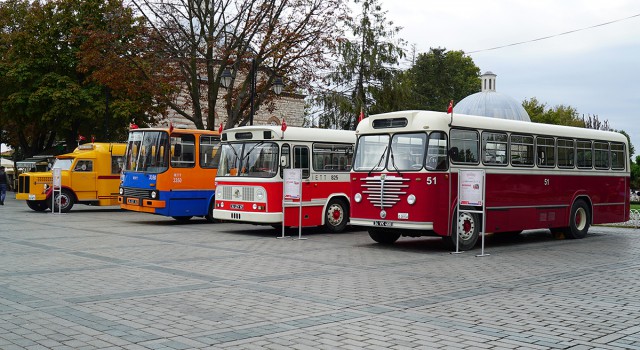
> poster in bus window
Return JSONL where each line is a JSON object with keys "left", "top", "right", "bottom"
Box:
{"left": 284, "top": 168, "right": 302, "bottom": 200}
{"left": 459, "top": 169, "right": 484, "bottom": 206}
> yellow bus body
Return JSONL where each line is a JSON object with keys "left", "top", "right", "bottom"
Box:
{"left": 16, "top": 143, "right": 126, "bottom": 212}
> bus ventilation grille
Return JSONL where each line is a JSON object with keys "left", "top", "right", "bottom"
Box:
{"left": 361, "top": 175, "right": 409, "bottom": 208}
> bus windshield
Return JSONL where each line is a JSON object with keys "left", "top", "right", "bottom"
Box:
{"left": 52, "top": 158, "right": 73, "bottom": 170}
{"left": 218, "top": 142, "right": 279, "bottom": 177}
{"left": 353, "top": 134, "right": 389, "bottom": 172}
{"left": 124, "top": 131, "right": 170, "bottom": 173}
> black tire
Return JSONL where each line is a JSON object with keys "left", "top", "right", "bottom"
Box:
{"left": 443, "top": 210, "right": 479, "bottom": 251}
{"left": 172, "top": 216, "right": 193, "bottom": 222}
{"left": 49, "top": 189, "right": 75, "bottom": 213}
{"left": 566, "top": 200, "right": 590, "bottom": 239}
{"left": 205, "top": 201, "right": 216, "bottom": 223}
{"left": 26, "top": 200, "right": 48, "bottom": 212}
{"left": 324, "top": 198, "right": 349, "bottom": 233}
{"left": 368, "top": 229, "right": 401, "bottom": 244}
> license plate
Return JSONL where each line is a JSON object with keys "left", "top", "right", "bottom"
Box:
{"left": 373, "top": 221, "right": 393, "bottom": 227}
{"left": 397, "top": 213, "right": 408, "bottom": 220}
{"left": 127, "top": 198, "right": 139, "bottom": 205}
{"left": 230, "top": 204, "right": 244, "bottom": 210}
{"left": 29, "top": 194, "right": 36, "bottom": 200}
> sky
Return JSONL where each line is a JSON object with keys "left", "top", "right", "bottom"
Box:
{"left": 384, "top": 0, "right": 640, "bottom": 156}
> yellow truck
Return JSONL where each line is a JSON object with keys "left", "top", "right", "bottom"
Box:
{"left": 16, "top": 143, "right": 126, "bottom": 212}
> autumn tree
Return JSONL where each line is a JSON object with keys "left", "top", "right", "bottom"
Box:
{"left": 312, "top": 0, "right": 405, "bottom": 130}
{"left": 0, "top": 0, "right": 163, "bottom": 157}
{"left": 132, "top": 0, "right": 347, "bottom": 130}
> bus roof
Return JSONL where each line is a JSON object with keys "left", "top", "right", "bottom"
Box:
{"left": 128, "top": 127, "right": 220, "bottom": 136}
{"left": 358, "top": 110, "right": 628, "bottom": 144}
{"left": 57, "top": 143, "right": 126, "bottom": 159}
{"left": 223, "top": 125, "right": 356, "bottom": 144}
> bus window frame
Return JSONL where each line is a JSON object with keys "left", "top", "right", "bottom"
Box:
{"left": 509, "top": 133, "right": 535, "bottom": 167}
{"left": 557, "top": 138, "right": 575, "bottom": 169}
{"left": 576, "top": 139, "right": 593, "bottom": 169}
{"left": 389, "top": 131, "right": 428, "bottom": 172}
{"left": 449, "top": 128, "right": 480, "bottom": 165}
{"left": 536, "top": 136, "right": 556, "bottom": 168}
{"left": 426, "top": 131, "right": 449, "bottom": 171}
{"left": 611, "top": 142, "right": 626, "bottom": 170}
{"left": 481, "top": 131, "right": 508, "bottom": 166}
{"left": 594, "top": 141, "right": 610, "bottom": 170}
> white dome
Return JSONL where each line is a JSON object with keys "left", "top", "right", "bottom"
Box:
{"left": 453, "top": 72, "right": 531, "bottom": 122}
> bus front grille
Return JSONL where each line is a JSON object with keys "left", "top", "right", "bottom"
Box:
{"left": 122, "top": 187, "right": 151, "bottom": 199}
{"left": 361, "top": 175, "right": 409, "bottom": 208}
{"left": 220, "top": 186, "right": 255, "bottom": 201}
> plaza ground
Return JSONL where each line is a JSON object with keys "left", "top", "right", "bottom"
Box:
{"left": 1, "top": 195, "right": 640, "bottom": 349}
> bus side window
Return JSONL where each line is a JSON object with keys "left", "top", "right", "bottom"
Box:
{"left": 294, "top": 146, "right": 310, "bottom": 178}
{"left": 74, "top": 160, "right": 93, "bottom": 172}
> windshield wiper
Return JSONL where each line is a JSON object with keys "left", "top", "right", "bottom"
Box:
{"left": 368, "top": 146, "right": 388, "bottom": 176}
{"left": 240, "top": 141, "right": 265, "bottom": 175}
{"left": 388, "top": 147, "right": 402, "bottom": 175}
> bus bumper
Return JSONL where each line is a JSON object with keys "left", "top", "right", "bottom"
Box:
{"left": 213, "top": 209, "right": 282, "bottom": 224}
{"left": 118, "top": 196, "right": 166, "bottom": 213}
{"left": 16, "top": 193, "right": 47, "bottom": 201}
{"left": 350, "top": 218, "right": 434, "bottom": 231}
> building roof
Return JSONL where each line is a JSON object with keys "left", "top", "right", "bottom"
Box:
{"left": 453, "top": 72, "right": 531, "bottom": 122}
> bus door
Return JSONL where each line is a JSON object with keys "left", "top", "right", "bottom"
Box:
{"left": 71, "top": 159, "right": 97, "bottom": 198}
{"left": 285, "top": 145, "right": 314, "bottom": 227}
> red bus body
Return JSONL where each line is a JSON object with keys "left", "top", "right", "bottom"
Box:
{"left": 213, "top": 126, "right": 356, "bottom": 232}
{"left": 350, "top": 110, "right": 630, "bottom": 250}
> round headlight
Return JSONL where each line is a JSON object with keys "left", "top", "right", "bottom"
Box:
{"left": 151, "top": 190, "right": 158, "bottom": 199}
{"left": 354, "top": 193, "right": 362, "bottom": 203}
{"left": 44, "top": 184, "right": 50, "bottom": 191}
{"left": 407, "top": 194, "right": 416, "bottom": 205}
{"left": 119, "top": 187, "right": 124, "bottom": 195}
{"left": 256, "top": 189, "right": 265, "bottom": 201}
{"left": 253, "top": 203, "right": 258, "bottom": 210}
{"left": 216, "top": 188, "right": 223, "bottom": 197}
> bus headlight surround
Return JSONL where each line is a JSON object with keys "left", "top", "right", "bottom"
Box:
{"left": 256, "top": 188, "right": 265, "bottom": 201}
{"left": 119, "top": 187, "right": 124, "bottom": 195}
{"left": 407, "top": 194, "right": 416, "bottom": 205}
{"left": 150, "top": 190, "right": 158, "bottom": 199}
{"left": 354, "top": 193, "right": 362, "bottom": 203}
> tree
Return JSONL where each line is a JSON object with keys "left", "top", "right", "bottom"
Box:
{"left": 313, "top": 0, "right": 405, "bottom": 130}
{"left": 522, "top": 97, "right": 584, "bottom": 127}
{"left": 409, "top": 48, "right": 480, "bottom": 112}
{"left": 0, "top": 0, "right": 163, "bottom": 157}
{"left": 132, "top": 0, "right": 347, "bottom": 130}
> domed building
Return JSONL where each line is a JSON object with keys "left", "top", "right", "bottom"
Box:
{"left": 453, "top": 71, "right": 530, "bottom": 122}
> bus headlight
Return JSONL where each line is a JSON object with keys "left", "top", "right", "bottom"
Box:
{"left": 44, "top": 184, "right": 50, "bottom": 191}
{"left": 253, "top": 203, "right": 257, "bottom": 210}
{"left": 354, "top": 193, "right": 362, "bottom": 203}
{"left": 216, "top": 188, "right": 223, "bottom": 197}
{"left": 407, "top": 194, "right": 416, "bottom": 205}
{"left": 119, "top": 187, "right": 124, "bottom": 195}
{"left": 150, "top": 190, "right": 158, "bottom": 199}
{"left": 256, "top": 188, "right": 265, "bottom": 201}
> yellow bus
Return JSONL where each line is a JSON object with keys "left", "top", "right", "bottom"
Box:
{"left": 16, "top": 143, "right": 126, "bottom": 212}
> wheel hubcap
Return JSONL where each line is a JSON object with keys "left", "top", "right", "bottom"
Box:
{"left": 574, "top": 207, "right": 587, "bottom": 231}
{"left": 457, "top": 213, "right": 475, "bottom": 240}
{"left": 328, "top": 204, "right": 343, "bottom": 225}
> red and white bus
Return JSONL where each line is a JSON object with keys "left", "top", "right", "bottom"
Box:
{"left": 350, "top": 110, "right": 630, "bottom": 250}
{"left": 213, "top": 125, "right": 356, "bottom": 232}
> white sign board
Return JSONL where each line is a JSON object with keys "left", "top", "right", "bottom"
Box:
{"left": 283, "top": 168, "right": 302, "bottom": 200}
{"left": 459, "top": 169, "right": 484, "bottom": 206}
{"left": 52, "top": 168, "right": 62, "bottom": 188}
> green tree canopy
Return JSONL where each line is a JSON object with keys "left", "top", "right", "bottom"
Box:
{"left": 409, "top": 48, "right": 480, "bottom": 112}
{"left": 522, "top": 97, "right": 584, "bottom": 127}
{"left": 0, "top": 0, "right": 161, "bottom": 157}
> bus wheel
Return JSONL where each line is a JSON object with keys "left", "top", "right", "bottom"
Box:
{"left": 205, "top": 202, "right": 216, "bottom": 223}
{"left": 443, "top": 211, "right": 479, "bottom": 251}
{"left": 49, "top": 190, "right": 75, "bottom": 213}
{"left": 26, "top": 200, "right": 48, "bottom": 212}
{"left": 172, "top": 216, "right": 193, "bottom": 222}
{"left": 368, "top": 229, "right": 400, "bottom": 244}
{"left": 566, "top": 200, "right": 590, "bottom": 239}
{"left": 324, "top": 199, "right": 348, "bottom": 233}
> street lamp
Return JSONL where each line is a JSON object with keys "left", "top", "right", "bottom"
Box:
{"left": 220, "top": 61, "right": 285, "bottom": 126}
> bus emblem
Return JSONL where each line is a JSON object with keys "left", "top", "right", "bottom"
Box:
{"left": 380, "top": 210, "right": 387, "bottom": 219}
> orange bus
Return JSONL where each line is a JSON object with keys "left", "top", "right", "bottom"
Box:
{"left": 118, "top": 127, "right": 221, "bottom": 221}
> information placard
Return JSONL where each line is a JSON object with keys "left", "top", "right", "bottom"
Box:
{"left": 459, "top": 169, "right": 484, "bottom": 206}
{"left": 52, "top": 168, "right": 62, "bottom": 188}
{"left": 283, "top": 168, "right": 302, "bottom": 200}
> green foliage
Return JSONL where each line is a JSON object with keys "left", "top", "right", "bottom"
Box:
{"left": 522, "top": 97, "right": 584, "bottom": 127}
{"left": 409, "top": 48, "right": 480, "bottom": 111}
{"left": 0, "top": 0, "right": 159, "bottom": 157}
{"left": 314, "top": 0, "right": 405, "bottom": 130}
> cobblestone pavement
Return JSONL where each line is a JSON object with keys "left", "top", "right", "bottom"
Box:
{"left": 1, "top": 194, "right": 640, "bottom": 350}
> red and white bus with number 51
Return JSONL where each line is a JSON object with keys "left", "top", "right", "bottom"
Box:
{"left": 213, "top": 125, "right": 356, "bottom": 232}
{"left": 350, "top": 110, "right": 630, "bottom": 250}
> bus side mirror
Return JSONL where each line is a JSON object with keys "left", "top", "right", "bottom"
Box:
{"left": 448, "top": 147, "right": 459, "bottom": 160}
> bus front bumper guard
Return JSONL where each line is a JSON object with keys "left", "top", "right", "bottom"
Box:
{"left": 350, "top": 217, "right": 434, "bottom": 231}
{"left": 118, "top": 196, "right": 166, "bottom": 209}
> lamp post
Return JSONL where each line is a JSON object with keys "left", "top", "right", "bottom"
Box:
{"left": 220, "top": 60, "right": 285, "bottom": 126}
